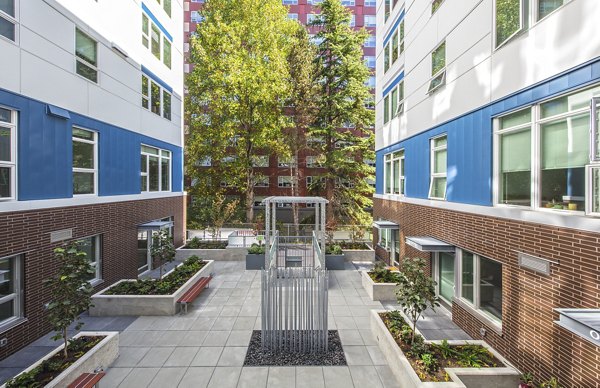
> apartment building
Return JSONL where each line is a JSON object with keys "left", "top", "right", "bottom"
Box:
{"left": 0, "top": 0, "right": 185, "bottom": 359}
{"left": 184, "top": 0, "right": 376, "bottom": 208}
{"left": 374, "top": 0, "right": 600, "bottom": 385}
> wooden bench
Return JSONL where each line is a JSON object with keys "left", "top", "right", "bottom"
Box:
{"left": 177, "top": 276, "right": 212, "bottom": 314}
{"left": 68, "top": 372, "right": 105, "bottom": 388}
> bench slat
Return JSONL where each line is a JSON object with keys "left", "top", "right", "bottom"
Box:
{"left": 68, "top": 372, "right": 105, "bottom": 388}
{"left": 178, "top": 276, "right": 212, "bottom": 303}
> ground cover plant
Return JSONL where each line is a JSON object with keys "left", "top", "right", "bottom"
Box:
{"left": 380, "top": 311, "right": 502, "bottom": 382}
{"left": 367, "top": 261, "right": 400, "bottom": 283}
{"left": 338, "top": 241, "right": 370, "bottom": 250}
{"left": 325, "top": 244, "right": 343, "bottom": 255}
{"left": 247, "top": 243, "right": 265, "bottom": 254}
{"left": 184, "top": 237, "right": 227, "bottom": 249}
{"left": 104, "top": 256, "right": 207, "bottom": 295}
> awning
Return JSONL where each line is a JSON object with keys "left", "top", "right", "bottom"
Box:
{"left": 138, "top": 220, "right": 173, "bottom": 230}
{"left": 372, "top": 220, "right": 399, "bottom": 230}
{"left": 405, "top": 236, "right": 454, "bottom": 252}
{"left": 555, "top": 309, "right": 600, "bottom": 347}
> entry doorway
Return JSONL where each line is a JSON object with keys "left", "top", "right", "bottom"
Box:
{"left": 433, "top": 251, "right": 456, "bottom": 305}
{"left": 137, "top": 217, "right": 174, "bottom": 276}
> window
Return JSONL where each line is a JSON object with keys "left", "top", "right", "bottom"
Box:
{"left": 367, "top": 76, "right": 376, "bottom": 89}
{"left": 141, "top": 145, "right": 171, "bottom": 192}
{"left": 538, "top": 0, "right": 568, "bottom": 20}
{"left": 383, "top": 95, "right": 390, "bottom": 124}
{"left": 383, "top": 81, "right": 404, "bottom": 124}
{"left": 163, "top": 38, "right": 171, "bottom": 68}
{"left": 283, "top": 0, "right": 298, "bottom": 4}
{"left": 287, "top": 13, "right": 298, "bottom": 20}
{"left": 398, "top": 21, "right": 405, "bottom": 55}
{"left": 307, "top": 14, "right": 320, "bottom": 24}
{"left": 432, "top": 0, "right": 444, "bottom": 14}
{"left": 278, "top": 176, "right": 294, "bottom": 187}
{"left": 0, "top": 107, "right": 16, "bottom": 200}
{"left": 191, "top": 11, "right": 203, "bottom": 23}
{"left": 198, "top": 157, "right": 211, "bottom": 167}
{"left": 459, "top": 250, "right": 503, "bottom": 324}
{"left": 0, "top": 254, "right": 23, "bottom": 329}
{"left": 364, "top": 15, "right": 376, "bottom": 27}
{"left": 428, "top": 41, "right": 446, "bottom": 93}
{"left": 155, "top": 0, "right": 171, "bottom": 17}
{"left": 278, "top": 156, "right": 297, "bottom": 168}
{"left": 306, "top": 156, "right": 323, "bottom": 168}
{"left": 396, "top": 81, "right": 404, "bottom": 115}
{"left": 73, "top": 128, "right": 97, "bottom": 195}
{"left": 391, "top": 87, "right": 398, "bottom": 120}
{"left": 0, "top": 0, "right": 16, "bottom": 41}
{"left": 385, "top": 0, "right": 390, "bottom": 21}
{"left": 254, "top": 176, "right": 269, "bottom": 187}
{"left": 349, "top": 15, "right": 355, "bottom": 27}
{"left": 496, "top": 85, "right": 600, "bottom": 213}
{"left": 364, "top": 35, "right": 375, "bottom": 48}
{"left": 391, "top": 30, "right": 398, "bottom": 64}
{"left": 364, "top": 0, "right": 376, "bottom": 7}
{"left": 365, "top": 56, "right": 375, "bottom": 69}
{"left": 142, "top": 14, "right": 149, "bottom": 48}
{"left": 143, "top": 11, "right": 173, "bottom": 68}
{"left": 495, "top": 0, "right": 526, "bottom": 48}
{"left": 429, "top": 135, "right": 447, "bottom": 199}
{"left": 341, "top": 0, "right": 355, "bottom": 5}
{"left": 588, "top": 166, "right": 600, "bottom": 216}
{"left": 384, "top": 150, "right": 405, "bottom": 195}
{"left": 79, "top": 235, "right": 102, "bottom": 282}
{"left": 142, "top": 75, "right": 172, "bottom": 120}
{"left": 252, "top": 155, "right": 269, "bottom": 167}
{"left": 384, "top": 43, "right": 390, "bottom": 73}
{"left": 75, "top": 28, "right": 98, "bottom": 83}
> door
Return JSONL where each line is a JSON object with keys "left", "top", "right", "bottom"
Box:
{"left": 437, "top": 252, "right": 455, "bottom": 303}
{"left": 137, "top": 229, "right": 151, "bottom": 274}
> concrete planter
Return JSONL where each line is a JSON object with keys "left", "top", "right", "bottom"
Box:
{"left": 361, "top": 271, "right": 399, "bottom": 301}
{"left": 90, "top": 260, "right": 214, "bottom": 316}
{"left": 342, "top": 246, "right": 375, "bottom": 262}
{"left": 370, "top": 310, "right": 520, "bottom": 387}
{"left": 1, "top": 331, "right": 119, "bottom": 388}
{"left": 176, "top": 246, "right": 246, "bottom": 261}
{"left": 246, "top": 254, "right": 265, "bottom": 270}
{"left": 325, "top": 254, "right": 346, "bottom": 270}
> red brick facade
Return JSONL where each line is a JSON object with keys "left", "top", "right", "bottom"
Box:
{"left": 0, "top": 195, "right": 185, "bottom": 360}
{"left": 374, "top": 197, "right": 600, "bottom": 387}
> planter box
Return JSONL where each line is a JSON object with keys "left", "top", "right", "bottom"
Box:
{"left": 176, "top": 247, "right": 246, "bottom": 261}
{"left": 370, "top": 310, "right": 520, "bottom": 388}
{"left": 90, "top": 260, "right": 214, "bottom": 316}
{"left": 343, "top": 246, "right": 375, "bottom": 262}
{"left": 361, "top": 271, "right": 398, "bottom": 301}
{"left": 325, "top": 254, "right": 346, "bottom": 270}
{"left": 246, "top": 254, "right": 265, "bottom": 270}
{"left": 1, "top": 331, "right": 119, "bottom": 388}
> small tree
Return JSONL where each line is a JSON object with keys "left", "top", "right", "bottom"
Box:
{"left": 151, "top": 229, "right": 176, "bottom": 279}
{"left": 395, "top": 257, "right": 440, "bottom": 344}
{"left": 44, "top": 242, "right": 94, "bottom": 359}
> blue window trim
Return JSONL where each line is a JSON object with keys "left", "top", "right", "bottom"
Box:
{"left": 141, "top": 65, "right": 173, "bottom": 93}
{"left": 142, "top": 3, "right": 173, "bottom": 42}
{"left": 383, "top": 9, "right": 405, "bottom": 47}
{"left": 383, "top": 71, "right": 405, "bottom": 97}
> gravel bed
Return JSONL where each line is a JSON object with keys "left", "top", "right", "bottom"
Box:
{"left": 243, "top": 330, "right": 347, "bottom": 366}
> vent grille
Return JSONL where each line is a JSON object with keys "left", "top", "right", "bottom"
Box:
{"left": 50, "top": 229, "right": 73, "bottom": 243}
{"left": 518, "top": 252, "right": 551, "bottom": 275}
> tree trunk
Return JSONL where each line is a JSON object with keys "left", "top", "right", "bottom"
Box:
{"left": 63, "top": 327, "right": 68, "bottom": 359}
{"left": 245, "top": 169, "right": 255, "bottom": 223}
{"left": 291, "top": 150, "right": 300, "bottom": 236}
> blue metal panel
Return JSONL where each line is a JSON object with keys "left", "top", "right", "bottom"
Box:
{"left": 382, "top": 71, "right": 405, "bottom": 97}
{"left": 375, "top": 56, "right": 600, "bottom": 208}
{"left": 383, "top": 9, "right": 405, "bottom": 47}
{"left": 141, "top": 2, "right": 173, "bottom": 42}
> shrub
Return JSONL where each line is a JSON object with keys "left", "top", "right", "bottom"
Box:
{"left": 151, "top": 229, "right": 176, "bottom": 279}
{"left": 325, "top": 244, "right": 342, "bottom": 255}
{"left": 368, "top": 261, "right": 400, "bottom": 283}
{"left": 419, "top": 353, "right": 439, "bottom": 373}
{"left": 248, "top": 243, "right": 265, "bottom": 254}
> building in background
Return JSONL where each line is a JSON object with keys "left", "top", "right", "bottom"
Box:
{"left": 0, "top": 0, "right": 184, "bottom": 360}
{"left": 184, "top": 0, "right": 376, "bottom": 211}
{"left": 374, "top": 0, "right": 600, "bottom": 385}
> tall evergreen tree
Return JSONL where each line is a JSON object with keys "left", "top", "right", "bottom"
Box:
{"left": 186, "top": 0, "right": 297, "bottom": 222}
{"left": 310, "top": 0, "right": 375, "bottom": 229}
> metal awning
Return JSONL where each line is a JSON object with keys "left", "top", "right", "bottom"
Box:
{"left": 138, "top": 220, "right": 173, "bottom": 230}
{"left": 405, "top": 236, "right": 454, "bottom": 252}
{"left": 372, "top": 220, "right": 399, "bottom": 230}
{"left": 555, "top": 309, "right": 600, "bottom": 347}
{"left": 262, "top": 196, "right": 329, "bottom": 204}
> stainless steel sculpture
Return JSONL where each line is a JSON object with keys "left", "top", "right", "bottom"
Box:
{"left": 261, "top": 197, "right": 329, "bottom": 353}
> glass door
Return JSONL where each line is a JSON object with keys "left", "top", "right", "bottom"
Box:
{"left": 137, "top": 229, "right": 151, "bottom": 275}
{"left": 437, "top": 252, "right": 455, "bottom": 303}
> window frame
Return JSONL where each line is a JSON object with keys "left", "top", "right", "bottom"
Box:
{"left": 384, "top": 150, "right": 405, "bottom": 195}
{"left": 0, "top": 253, "right": 24, "bottom": 331}
{"left": 535, "top": 0, "right": 570, "bottom": 22}
{"left": 591, "top": 97, "right": 600, "bottom": 163}
{"left": 0, "top": 0, "right": 18, "bottom": 43}
{"left": 141, "top": 144, "right": 171, "bottom": 192}
{"left": 72, "top": 127, "right": 98, "bottom": 196}
{"left": 254, "top": 176, "right": 269, "bottom": 187}
{"left": 0, "top": 107, "right": 17, "bottom": 201}
{"left": 494, "top": 0, "right": 527, "bottom": 49}
{"left": 428, "top": 41, "right": 446, "bottom": 94}
{"left": 278, "top": 176, "right": 294, "bottom": 187}
{"left": 78, "top": 235, "right": 102, "bottom": 284}
{"left": 74, "top": 28, "right": 98, "bottom": 84}
{"left": 431, "top": 0, "right": 445, "bottom": 14}
{"left": 586, "top": 165, "right": 600, "bottom": 216}
{"left": 364, "top": 15, "right": 376, "bottom": 27}
{"left": 142, "top": 75, "right": 172, "bottom": 120}
{"left": 428, "top": 134, "right": 447, "bottom": 200}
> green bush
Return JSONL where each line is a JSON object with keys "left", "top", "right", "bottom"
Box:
{"left": 247, "top": 243, "right": 265, "bottom": 254}
{"left": 185, "top": 237, "right": 227, "bottom": 249}
{"left": 368, "top": 262, "right": 400, "bottom": 283}
{"left": 325, "top": 244, "right": 342, "bottom": 255}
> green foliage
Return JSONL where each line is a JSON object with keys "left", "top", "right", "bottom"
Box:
{"left": 520, "top": 372, "right": 535, "bottom": 385}
{"left": 44, "top": 242, "right": 95, "bottom": 359}
{"left": 248, "top": 243, "right": 265, "bottom": 254}
{"left": 338, "top": 241, "right": 370, "bottom": 250}
{"left": 434, "top": 339, "right": 455, "bottom": 359}
{"left": 368, "top": 261, "right": 400, "bottom": 283}
{"left": 456, "top": 344, "right": 495, "bottom": 368}
{"left": 495, "top": 0, "right": 521, "bottom": 46}
{"left": 309, "top": 0, "right": 375, "bottom": 229}
{"left": 105, "top": 256, "right": 206, "bottom": 295}
{"left": 187, "top": 193, "right": 241, "bottom": 238}
{"left": 540, "top": 377, "right": 563, "bottom": 388}
{"left": 151, "top": 229, "right": 176, "bottom": 279}
{"left": 186, "top": 0, "right": 298, "bottom": 222}
{"left": 185, "top": 237, "right": 228, "bottom": 249}
{"left": 418, "top": 353, "right": 439, "bottom": 374}
{"left": 395, "top": 258, "right": 440, "bottom": 344}
{"left": 325, "top": 244, "right": 343, "bottom": 255}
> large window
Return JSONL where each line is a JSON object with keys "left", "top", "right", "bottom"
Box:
{"left": 428, "top": 41, "right": 446, "bottom": 93}
{"left": 429, "top": 135, "right": 447, "bottom": 200}
{"left": 0, "top": 107, "right": 16, "bottom": 200}
{"left": 142, "top": 75, "right": 172, "bottom": 120}
{"left": 141, "top": 145, "right": 171, "bottom": 192}
{"left": 0, "top": 254, "right": 23, "bottom": 329}
{"left": 0, "top": 0, "right": 16, "bottom": 41}
{"left": 384, "top": 43, "right": 390, "bottom": 73}
{"left": 459, "top": 250, "right": 503, "bottom": 324}
{"left": 495, "top": 0, "right": 524, "bottom": 48}
{"left": 383, "top": 81, "right": 404, "bottom": 124}
{"left": 384, "top": 150, "right": 405, "bottom": 195}
{"left": 79, "top": 235, "right": 102, "bottom": 283}
{"left": 278, "top": 156, "right": 297, "bottom": 168}
{"left": 278, "top": 176, "right": 294, "bottom": 187}
{"left": 538, "top": 0, "right": 568, "bottom": 20}
{"left": 364, "top": 35, "right": 375, "bottom": 48}
{"left": 385, "top": 0, "right": 390, "bottom": 21}
{"left": 252, "top": 155, "right": 269, "bottom": 168}
{"left": 496, "top": 85, "right": 599, "bottom": 213}
{"left": 72, "top": 128, "right": 97, "bottom": 195}
{"left": 155, "top": 0, "right": 171, "bottom": 17}
{"left": 364, "top": 15, "right": 376, "bottom": 27}
{"left": 142, "top": 12, "right": 172, "bottom": 68}
{"left": 254, "top": 176, "right": 269, "bottom": 187}
{"left": 383, "top": 95, "right": 390, "bottom": 124}
{"left": 75, "top": 28, "right": 98, "bottom": 83}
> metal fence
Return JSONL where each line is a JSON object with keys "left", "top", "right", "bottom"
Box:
{"left": 261, "top": 231, "right": 329, "bottom": 353}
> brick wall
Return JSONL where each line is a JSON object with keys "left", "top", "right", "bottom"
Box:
{"left": 0, "top": 195, "right": 185, "bottom": 360}
{"left": 374, "top": 198, "right": 600, "bottom": 387}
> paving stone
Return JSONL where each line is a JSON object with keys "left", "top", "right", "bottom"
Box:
{"left": 191, "top": 347, "right": 224, "bottom": 366}
{"left": 217, "top": 346, "right": 248, "bottom": 366}
{"left": 213, "top": 316, "right": 237, "bottom": 331}
{"left": 118, "top": 366, "right": 159, "bottom": 388}
{"left": 338, "top": 330, "right": 364, "bottom": 346}
{"left": 148, "top": 367, "right": 187, "bottom": 387}
{"left": 233, "top": 316, "right": 256, "bottom": 330}
{"left": 225, "top": 330, "right": 252, "bottom": 346}
{"left": 349, "top": 365, "right": 383, "bottom": 388}
{"left": 344, "top": 346, "right": 374, "bottom": 365}
{"left": 100, "top": 367, "right": 131, "bottom": 388}
{"left": 220, "top": 305, "right": 242, "bottom": 317}
{"left": 207, "top": 366, "right": 242, "bottom": 388}
{"left": 296, "top": 366, "right": 325, "bottom": 388}
{"left": 169, "top": 318, "right": 197, "bottom": 331}
{"left": 366, "top": 345, "right": 387, "bottom": 365}
{"left": 191, "top": 317, "right": 217, "bottom": 331}
{"left": 112, "top": 347, "right": 151, "bottom": 367}
{"left": 137, "top": 346, "right": 175, "bottom": 367}
{"left": 178, "top": 367, "right": 214, "bottom": 388}
{"left": 164, "top": 346, "right": 200, "bottom": 367}
{"left": 180, "top": 330, "right": 210, "bottom": 346}
{"left": 334, "top": 316, "right": 358, "bottom": 330}
{"left": 154, "top": 331, "right": 188, "bottom": 346}
{"left": 375, "top": 365, "right": 398, "bottom": 388}
{"left": 267, "top": 367, "right": 295, "bottom": 388}
{"left": 203, "top": 331, "right": 231, "bottom": 346}
{"left": 322, "top": 366, "right": 354, "bottom": 388}
{"left": 237, "top": 366, "right": 269, "bottom": 388}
